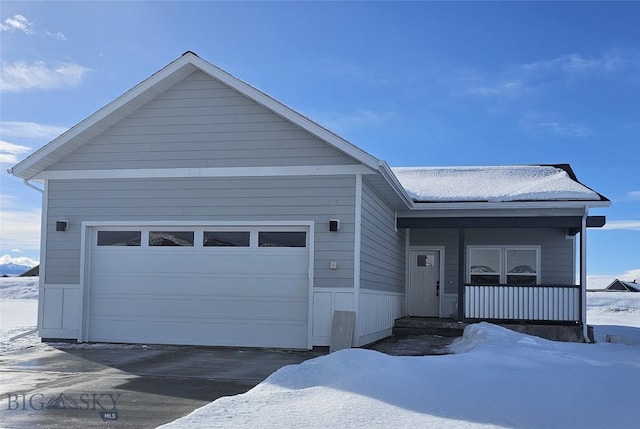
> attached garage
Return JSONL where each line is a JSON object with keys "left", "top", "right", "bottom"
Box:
{"left": 84, "top": 224, "right": 312, "bottom": 349}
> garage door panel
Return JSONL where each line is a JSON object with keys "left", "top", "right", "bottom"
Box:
{"left": 91, "top": 274, "right": 308, "bottom": 297}
{"left": 92, "top": 252, "right": 308, "bottom": 277}
{"left": 91, "top": 295, "right": 308, "bottom": 321}
{"left": 248, "top": 299, "right": 308, "bottom": 320}
{"left": 88, "top": 226, "right": 310, "bottom": 348}
{"left": 89, "top": 317, "right": 307, "bottom": 348}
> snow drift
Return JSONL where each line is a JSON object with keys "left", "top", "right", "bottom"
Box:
{"left": 160, "top": 321, "right": 640, "bottom": 429}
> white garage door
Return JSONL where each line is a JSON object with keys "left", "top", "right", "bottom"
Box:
{"left": 87, "top": 226, "right": 310, "bottom": 348}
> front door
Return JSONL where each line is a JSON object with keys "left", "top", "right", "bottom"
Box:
{"left": 408, "top": 249, "right": 440, "bottom": 317}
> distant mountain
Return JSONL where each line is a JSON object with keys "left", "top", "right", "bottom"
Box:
{"left": 0, "top": 263, "right": 33, "bottom": 276}
{"left": 0, "top": 255, "right": 38, "bottom": 277}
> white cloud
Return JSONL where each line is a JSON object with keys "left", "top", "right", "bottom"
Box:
{"left": 0, "top": 208, "right": 41, "bottom": 253}
{"left": 0, "top": 14, "right": 34, "bottom": 34}
{"left": 522, "top": 113, "right": 591, "bottom": 138}
{"left": 313, "top": 57, "right": 389, "bottom": 87}
{"left": 0, "top": 61, "right": 90, "bottom": 92}
{"left": 0, "top": 254, "right": 38, "bottom": 267}
{"left": 0, "top": 140, "right": 32, "bottom": 164}
{"left": 46, "top": 31, "right": 67, "bottom": 40}
{"left": 0, "top": 14, "right": 66, "bottom": 41}
{"left": 0, "top": 121, "right": 68, "bottom": 140}
{"left": 462, "top": 51, "right": 639, "bottom": 101}
{"left": 464, "top": 80, "right": 524, "bottom": 98}
{"left": 530, "top": 121, "right": 591, "bottom": 138}
{"left": 629, "top": 191, "right": 640, "bottom": 200}
{"left": 310, "top": 109, "right": 396, "bottom": 134}
{"left": 602, "top": 220, "right": 640, "bottom": 231}
{"left": 522, "top": 53, "right": 624, "bottom": 76}
{"left": 620, "top": 269, "right": 640, "bottom": 282}
{"left": 588, "top": 268, "right": 640, "bottom": 289}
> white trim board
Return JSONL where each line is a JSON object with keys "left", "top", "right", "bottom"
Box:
{"left": 353, "top": 174, "right": 362, "bottom": 344}
{"left": 82, "top": 220, "right": 316, "bottom": 228}
{"left": 34, "top": 165, "right": 374, "bottom": 180}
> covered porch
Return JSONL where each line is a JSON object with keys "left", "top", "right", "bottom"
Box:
{"left": 397, "top": 215, "right": 606, "bottom": 341}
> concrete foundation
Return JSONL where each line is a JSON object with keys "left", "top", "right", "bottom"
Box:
{"left": 393, "top": 317, "right": 586, "bottom": 343}
{"left": 495, "top": 323, "right": 585, "bottom": 343}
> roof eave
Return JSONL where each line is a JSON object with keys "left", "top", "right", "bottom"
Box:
{"left": 409, "top": 199, "right": 611, "bottom": 210}
{"left": 377, "top": 161, "right": 414, "bottom": 208}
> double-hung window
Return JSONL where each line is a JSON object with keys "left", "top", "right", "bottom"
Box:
{"left": 468, "top": 246, "right": 540, "bottom": 285}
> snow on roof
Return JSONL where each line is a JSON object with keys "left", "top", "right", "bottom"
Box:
{"left": 391, "top": 165, "right": 602, "bottom": 202}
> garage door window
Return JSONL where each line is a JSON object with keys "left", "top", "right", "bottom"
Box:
{"left": 204, "top": 231, "right": 250, "bottom": 247}
{"left": 149, "top": 231, "right": 194, "bottom": 247}
{"left": 97, "top": 231, "right": 141, "bottom": 246}
{"left": 258, "top": 231, "right": 306, "bottom": 247}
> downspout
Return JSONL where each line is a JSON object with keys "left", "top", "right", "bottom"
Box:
{"left": 21, "top": 178, "right": 45, "bottom": 338}
{"left": 580, "top": 207, "right": 590, "bottom": 343}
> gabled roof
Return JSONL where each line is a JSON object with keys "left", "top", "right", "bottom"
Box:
{"left": 9, "top": 51, "right": 382, "bottom": 179}
{"left": 605, "top": 279, "right": 640, "bottom": 292}
{"left": 391, "top": 165, "right": 608, "bottom": 203}
{"left": 9, "top": 52, "right": 608, "bottom": 212}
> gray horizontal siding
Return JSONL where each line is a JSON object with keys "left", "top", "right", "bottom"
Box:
{"left": 410, "top": 227, "right": 575, "bottom": 293}
{"left": 47, "top": 71, "right": 357, "bottom": 171}
{"left": 45, "top": 176, "right": 356, "bottom": 287}
{"left": 360, "top": 180, "right": 405, "bottom": 293}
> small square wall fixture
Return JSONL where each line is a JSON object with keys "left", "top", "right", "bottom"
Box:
{"left": 56, "top": 220, "right": 68, "bottom": 232}
{"left": 329, "top": 219, "right": 340, "bottom": 232}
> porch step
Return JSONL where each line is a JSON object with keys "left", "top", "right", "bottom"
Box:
{"left": 393, "top": 317, "right": 467, "bottom": 337}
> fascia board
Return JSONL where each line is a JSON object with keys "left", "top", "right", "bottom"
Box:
{"left": 410, "top": 200, "right": 611, "bottom": 211}
{"left": 377, "top": 161, "right": 414, "bottom": 208}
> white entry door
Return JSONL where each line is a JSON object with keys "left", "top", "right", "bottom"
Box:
{"left": 408, "top": 249, "right": 440, "bottom": 317}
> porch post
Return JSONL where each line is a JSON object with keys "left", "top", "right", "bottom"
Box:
{"left": 580, "top": 212, "right": 589, "bottom": 341}
{"left": 457, "top": 228, "right": 465, "bottom": 321}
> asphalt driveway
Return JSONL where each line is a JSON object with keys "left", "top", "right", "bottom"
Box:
{"left": 0, "top": 342, "right": 325, "bottom": 428}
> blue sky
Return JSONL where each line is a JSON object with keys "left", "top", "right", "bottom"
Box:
{"left": 1, "top": 1, "right": 638, "bottom": 284}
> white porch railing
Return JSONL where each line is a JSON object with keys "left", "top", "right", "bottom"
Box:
{"left": 464, "top": 284, "right": 581, "bottom": 322}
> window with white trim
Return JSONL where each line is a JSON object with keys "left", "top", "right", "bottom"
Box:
{"left": 468, "top": 246, "right": 540, "bottom": 285}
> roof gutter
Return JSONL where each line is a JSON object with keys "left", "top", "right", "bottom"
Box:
{"left": 6, "top": 167, "right": 44, "bottom": 193}
{"left": 22, "top": 178, "right": 44, "bottom": 194}
{"left": 410, "top": 200, "right": 610, "bottom": 211}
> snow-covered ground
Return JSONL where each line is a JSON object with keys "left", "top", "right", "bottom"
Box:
{"left": 0, "top": 277, "right": 39, "bottom": 353}
{"left": 586, "top": 291, "right": 640, "bottom": 344}
{"left": 161, "top": 292, "right": 640, "bottom": 429}
{"left": 1, "top": 278, "right": 638, "bottom": 428}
